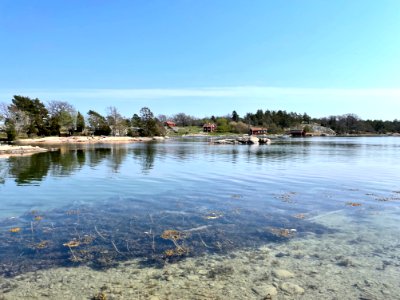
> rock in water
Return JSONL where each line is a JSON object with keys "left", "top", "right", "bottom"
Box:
{"left": 272, "top": 269, "right": 295, "bottom": 279}
{"left": 249, "top": 136, "right": 259, "bottom": 144}
{"left": 280, "top": 282, "right": 305, "bottom": 295}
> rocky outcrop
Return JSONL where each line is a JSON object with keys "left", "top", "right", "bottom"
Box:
{"left": 212, "top": 135, "right": 271, "bottom": 145}
{"left": 0, "top": 145, "right": 49, "bottom": 158}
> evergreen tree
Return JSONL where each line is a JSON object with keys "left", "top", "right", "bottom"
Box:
{"left": 76, "top": 111, "right": 85, "bottom": 133}
{"left": 10, "top": 95, "right": 49, "bottom": 136}
{"left": 87, "top": 110, "right": 111, "bottom": 135}
{"left": 231, "top": 110, "right": 240, "bottom": 122}
{"left": 139, "top": 107, "right": 158, "bottom": 137}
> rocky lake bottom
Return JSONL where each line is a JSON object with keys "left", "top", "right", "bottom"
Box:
{"left": 1, "top": 205, "right": 399, "bottom": 300}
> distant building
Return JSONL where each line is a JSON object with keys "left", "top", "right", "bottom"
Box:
{"left": 249, "top": 127, "right": 267, "bottom": 135}
{"left": 289, "top": 129, "right": 306, "bottom": 137}
{"left": 203, "top": 123, "right": 216, "bottom": 132}
{"left": 164, "top": 121, "right": 176, "bottom": 128}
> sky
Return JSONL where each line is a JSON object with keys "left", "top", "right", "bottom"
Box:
{"left": 0, "top": 0, "right": 399, "bottom": 120}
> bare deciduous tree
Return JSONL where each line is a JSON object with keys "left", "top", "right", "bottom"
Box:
{"left": 106, "top": 106, "right": 127, "bottom": 136}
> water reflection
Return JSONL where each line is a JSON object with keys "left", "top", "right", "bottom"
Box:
{"left": 2, "top": 137, "right": 400, "bottom": 186}
{"left": 8, "top": 153, "right": 53, "bottom": 185}
{"left": 0, "top": 160, "right": 6, "bottom": 184}
{"left": 132, "top": 143, "right": 156, "bottom": 174}
{"left": 4, "top": 145, "right": 157, "bottom": 184}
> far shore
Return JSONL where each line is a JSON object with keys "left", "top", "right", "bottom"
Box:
{"left": 13, "top": 135, "right": 166, "bottom": 145}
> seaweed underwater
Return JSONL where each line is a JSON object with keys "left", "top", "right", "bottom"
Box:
{"left": 0, "top": 198, "right": 335, "bottom": 278}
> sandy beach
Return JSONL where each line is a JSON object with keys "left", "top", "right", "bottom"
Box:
{"left": 13, "top": 136, "right": 166, "bottom": 145}
{"left": 14, "top": 136, "right": 140, "bottom": 145}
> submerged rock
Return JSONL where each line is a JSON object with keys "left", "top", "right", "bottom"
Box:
{"left": 280, "top": 282, "right": 305, "bottom": 295}
{"left": 252, "top": 284, "right": 278, "bottom": 298}
{"left": 272, "top": 269, "right": 295, "bottom": 279}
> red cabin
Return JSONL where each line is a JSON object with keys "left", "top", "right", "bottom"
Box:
{"left": 203, "top": 123, "right": 216, "bottom": 132}
{"left": 249, "top": 127, "right": 268, "bottom": 135}
{"left": 289, "top": 129, "right": 306, "bottom": 137}
{"left": 164, "top": 121, "right": 176, "bottom": 128}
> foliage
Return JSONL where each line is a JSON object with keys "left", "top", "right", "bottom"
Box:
{"left": 173, "top": 113, "right": 197, "bottom": 127}
{"left": 231, "top": 110, "right": 240, "bottom": 122}
{"left": 1, "top": 95, "right": 400, "bottom": 137}
{"left": 6, "top": 121, "right": 17, "bottom": 141}
{"left": 216, "top": 117, "right": 230, "bottom": 133}
{"left": 138, "top": 107, "right": 165, "bottom": 137}
{"left": 317, "top": 114, "right": 399, "bottom": 134}
{"left": 106, "top": 106, "right": 127, "bottom": 136}
{"left": 229, "top": 121, "right": 249, "bottom": 134}
{"left": 87, "top": 110, "right": 111, "bottom": 136}
{"left": 47, "top": 100, "right": 76, "bottom": 135}
{"left": 10, "top": 96, "right": 49, "bottom": 136}
{"left": 303, "top": 125, "right": 312, "bottom": 133}
{"left": 76, "top": 112, "right": 85, "bottom": 133}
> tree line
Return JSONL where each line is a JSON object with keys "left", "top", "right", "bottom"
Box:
{"left": 0, "top": 96, "right": 166, "bottom": 141}
{"left": 1, "top": 95, "right": 399, "bottom": 141}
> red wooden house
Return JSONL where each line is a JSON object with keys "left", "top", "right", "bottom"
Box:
{"left": 289, "top": 129, "right": 306, "bottom": 137}
{"left": 164, "top": 121, "right": 176, "bottom": 128}
{"left": 249, "top": 127, "right": 268, "bottom": 135}
{"left": 203, "top": 123, "right": 216, "bottom": 132}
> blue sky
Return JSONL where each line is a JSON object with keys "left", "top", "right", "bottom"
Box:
{"left": 0, "top": 0, "right": 399, "bottom": 120}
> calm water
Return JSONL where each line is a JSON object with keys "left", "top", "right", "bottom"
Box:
{"left": 1, "top": 137, "right": 399, "bottom": 216}
{"left": 0, "top": 137, "right": 400, "bottom": 298}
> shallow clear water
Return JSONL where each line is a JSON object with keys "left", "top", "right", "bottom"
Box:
{"left": 1, "top": 137, "right": 400, "bottom": 299}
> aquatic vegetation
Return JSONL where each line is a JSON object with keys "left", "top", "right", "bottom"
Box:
{"left": 164, "top": 249, "right": 175, "bottom": 257}
{"left": 81, "top": 235, "right": 95, "bottom": 245}
{"left": 161, "top": 229, "right": 189, "bottom": 256}
{"left": 346, "top": 202, "right": 362, "bottom": 207}
{"left": 9, "top": 227, "right": 21, "bottom": 233}
{"left": 275, "top": 192, "right": 297, "bottom": 203}
{"left": 63, "top": 240, "right": 81, "bottom": 247}
{"left": 204, "top": 211, "right": 223, "bottom": 220}
{"left": 161, "top": 230, "right": 187, "bottom": 241}
{"left": 92, "top": 292, "right": 107, "bottom": 300}
{"left": 0, "top": 202, "right": 333, "bottom": 277}
{"left": 163, "top": 247, "right": 188, "bottom": 257}
{"left": 268, "top": 227, "right": 297, "bottom": 238}
{"left": 33, "top": 241, "right": 49, "bottom": 249}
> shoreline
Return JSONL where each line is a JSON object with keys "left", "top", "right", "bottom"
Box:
{"left": 0, "top": 145, "right": 49, "bottom": 158}
{"left": 13, "top": 136, "right": 166, "bottom": 145}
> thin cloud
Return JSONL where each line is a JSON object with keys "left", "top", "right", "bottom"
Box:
{"left": 1, "top": 86, "right": 400, "bottom": 100}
